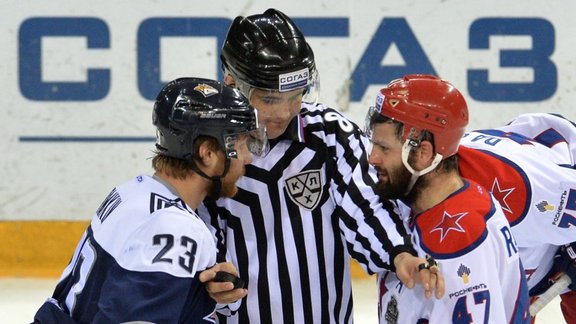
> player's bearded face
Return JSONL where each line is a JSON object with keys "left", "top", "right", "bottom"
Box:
{"left": 219, "top": 136, "right": 253, "bottom": 198}
{"left": 220, "top": 170, "right": 242, "bottom": 197}
{"left": 373, "top": 161, "right": 413, "bottom": 200}
{"left": 368, "top": 122, "right": 413, "bottom": 200}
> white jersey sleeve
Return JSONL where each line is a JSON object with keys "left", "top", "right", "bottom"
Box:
{"left": 92, "top": 205, "right": 216, "bottom": 278}
{"left": 459, "top": 125, "right": 576, "bottom": 291}
{"left": 499, "top": 112, "right": 576, "bottom": 166}
{"left": 459, "top": 130, "right": 576, "bottom": 247}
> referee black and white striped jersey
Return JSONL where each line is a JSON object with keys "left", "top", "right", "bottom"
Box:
{"left": 198, "top": 102, "right": 411, "bottom": 324}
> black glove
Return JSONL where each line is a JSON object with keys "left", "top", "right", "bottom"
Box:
{"left": 553, "top": 242, "right": 576, "bottom": 290}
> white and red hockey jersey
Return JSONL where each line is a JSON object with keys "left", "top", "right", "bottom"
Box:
{"left": 378, "top": 180, "right": 530, "bottom": 324}
{"left": 458, "top": 114, "right": 576, "bottom": 292}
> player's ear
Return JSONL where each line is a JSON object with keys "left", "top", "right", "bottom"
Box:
{"left": 414, "top": 140, "right": 435, "bottom": 169}
{"left": 197, "top": 140, "right": 218, "bottom": 167}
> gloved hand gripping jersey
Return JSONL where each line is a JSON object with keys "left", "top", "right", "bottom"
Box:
{"left": 553, "top": 242, "right": 576, "bottom": 290}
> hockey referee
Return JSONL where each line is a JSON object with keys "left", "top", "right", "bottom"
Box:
{"left": 198, "top": 9, "right": 444, "bottom": 323}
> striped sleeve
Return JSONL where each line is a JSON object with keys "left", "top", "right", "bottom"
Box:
{"left": 308, "top": 106, "right": 413, "bottom": 273}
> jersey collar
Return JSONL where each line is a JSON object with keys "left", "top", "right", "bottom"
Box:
{"left": 276, "top": 114, "right": 305, "bottom": 143}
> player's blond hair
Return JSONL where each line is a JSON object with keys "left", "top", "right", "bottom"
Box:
{"left": 151, "top": 136, "right": 220, "bottom": 180}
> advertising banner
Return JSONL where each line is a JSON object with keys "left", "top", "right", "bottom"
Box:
{"left": 2, "top": 0, "right": 575, "bottom": 221}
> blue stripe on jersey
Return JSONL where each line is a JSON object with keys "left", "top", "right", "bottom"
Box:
{"left": 50, "top": 226, "right": 215, "bottom": 323}
{"left": 533, "top": 128, "right": 567, "bottom": 149}
{"left": 511, "top": 262, "right": 531, "bottom": 323}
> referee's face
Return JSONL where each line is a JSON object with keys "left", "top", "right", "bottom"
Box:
{"left": 249, "top": 88, "right": 303, "bottom": 139}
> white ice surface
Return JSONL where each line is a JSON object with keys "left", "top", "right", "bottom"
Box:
{"left": 0, "top": 277, "right": 565, "bottom": 323}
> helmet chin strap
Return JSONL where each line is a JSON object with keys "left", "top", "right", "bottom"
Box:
{"left": 193, "top": 159, "right": 231, "bottom": 199}
{"left": 401, "top": 139, "right": 443, "bottom": 196}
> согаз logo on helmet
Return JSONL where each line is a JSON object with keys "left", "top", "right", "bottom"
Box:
{"left": 279, "top": 68, "right": 309, "bottom": 92}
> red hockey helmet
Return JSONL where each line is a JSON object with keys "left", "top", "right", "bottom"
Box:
{"left": 373, "top": 74, "right": 469, "bottom": 158}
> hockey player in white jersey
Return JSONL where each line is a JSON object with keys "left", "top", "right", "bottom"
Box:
{"left": 33, "top": 78, "right": 267, "bottom": 323}
{"left": 366, "top": 75, "right": 530, "bottom": 323}
{"left": 458, "top": 112, "right": 576, "bottom": 322}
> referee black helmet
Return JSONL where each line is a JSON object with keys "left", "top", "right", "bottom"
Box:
{"left": 221, "top": 8, "right": 319, "bottom": 103}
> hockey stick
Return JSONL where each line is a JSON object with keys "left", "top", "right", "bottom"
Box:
{"left": 529, "top": 273, "right": 572, "bottom": 316}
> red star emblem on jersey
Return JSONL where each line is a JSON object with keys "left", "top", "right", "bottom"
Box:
{"left": 430, "top": 211, "right": 468, "bottom": 242}
{"left": 490, "top": 178, "right": 515, "bottom": 214}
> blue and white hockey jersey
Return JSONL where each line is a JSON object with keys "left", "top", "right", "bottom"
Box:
{"left": 34, "top": 175, "right": 217, "bottom": 323}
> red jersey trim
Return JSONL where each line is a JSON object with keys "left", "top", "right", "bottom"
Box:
{"left": 411, "top": 180, "right": 495, "bottom": 258}
{"left": 458, "top": 146, "right": 531, "bottom": 226}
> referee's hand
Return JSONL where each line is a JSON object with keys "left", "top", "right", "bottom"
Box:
{"left": 394, "top": 252, "right": 445, "bottom": 299}
{"left": 200, "top": 262, "right": 248, "bottom": 304}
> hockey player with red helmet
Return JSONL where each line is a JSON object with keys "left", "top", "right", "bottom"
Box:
{"left": 366, "top": 74, "right": 530, "bottom": 323}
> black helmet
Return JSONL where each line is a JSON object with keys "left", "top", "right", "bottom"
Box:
{"left": 153, "top": 77, "right": 267, "bottom": 160}
{"left": 221, "top": 8, "right": 319, "bottom": 102}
